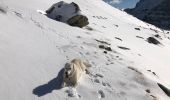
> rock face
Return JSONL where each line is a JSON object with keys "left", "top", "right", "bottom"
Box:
{"left": 46, "top": 1, "right": 89, "bottom": 28}
{"left": 157, "top": 83, "right": 170, "bottom": 97}
{"left": 67, "top": 15, "right": 89, "bottom": 28}
{"left": 125, "top": 0, "right": 170, "bottom": 30}
{"left": 147, "top": 37, "right": 161, "bottom": 45}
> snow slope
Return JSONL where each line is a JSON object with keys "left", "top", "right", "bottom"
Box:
{"left": 0, "top": 0, "right": 170, "bottom": 100}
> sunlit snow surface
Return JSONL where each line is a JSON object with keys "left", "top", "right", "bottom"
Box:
{"left": 0, "top": 0, "right": 170, "bottom": 100}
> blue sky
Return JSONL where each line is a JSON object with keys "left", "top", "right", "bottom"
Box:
{"left": 104, "top": 0, "right": 140, "bottom": 9}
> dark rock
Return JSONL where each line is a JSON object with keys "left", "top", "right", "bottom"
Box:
{"left": 157, "top": 83, "right": 170, "bottom": 97}
{"left": 105, "top": 47, "right": 112, "bottom": 51}
{"left": 147, "top": 70, "right": 152, "bottom": 72}
{"left": 67, "top": 15, "right": 89, "bottom": 28}
{"left": 114, "top": 24, "right": 119, "bottom": 27}
{"left": 99, "top": 45, "right": 105, "bottom": 49}
{"left": 146, "top": 89, "right": 151, "bottom": 93}
{"left": 147, "top": 37, "right": 161, "bottom": 45}
{"left": 147, "top": 70, "right": 158, "bottom": 76}
{"left": 154, "top": 34, "right": 161, "bottom": 38}
{"left": 152, "top": 72, "right": 157, "bottom": 76}
{"left": 143, "top": 0, "right": 170, "bottom": 30}
{"left": 95, "top": 39, "right": 111, "bottom": 45}
{"left": 115, "top": 37, "right": 122, "bottom": 41}
{"left": 135, "top": 28, "right": 140, "bottom": 31}
{"left": 125, "top": 0, "right": 170, "bottom": 30}
{"left": 136, "top": 36, "right": 144, "bottom": 39}
{"left": 46, "top": 1, "right": 89, "bottom": 28}
{"left": 103, "top": 51, "right": 107, "bottom": 54}
{"left": 118, "top": 46, "right": 130, "bottom": 50}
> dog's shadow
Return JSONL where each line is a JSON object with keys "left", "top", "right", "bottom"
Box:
{"left": 33, "top": 68, "right": 64, "bottom": 97}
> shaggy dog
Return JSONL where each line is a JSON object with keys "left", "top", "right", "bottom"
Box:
{"left": 62, "top": 58, "right": 91, "bottom": 87}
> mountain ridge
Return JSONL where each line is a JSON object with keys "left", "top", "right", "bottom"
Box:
{"left": 125, "top": 0, "right": 170, "bottom": 30}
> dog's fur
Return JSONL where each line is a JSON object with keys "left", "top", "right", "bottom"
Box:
{"left": 62, "top": 58, "right": 91, "bottom": 87}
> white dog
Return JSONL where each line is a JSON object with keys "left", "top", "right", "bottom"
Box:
{"left": 62, "top": 58, "right": 91, "bottom": 87}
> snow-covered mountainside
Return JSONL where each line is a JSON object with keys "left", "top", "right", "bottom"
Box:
{"left": 125, "top": 0, "right": 170, "bottom": 30}
{"left": 0, "top": 0, "right": 170, "bottom": 100}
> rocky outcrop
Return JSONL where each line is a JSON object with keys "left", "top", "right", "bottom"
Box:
{"left": 125, "top": 0, "right": 163, "bottom": 19}
{"left": 46, "top": 1, "right": 89, "bottom": 28}
{"left": 143, "top": 0, "right": 170, "bottom": 30}
{"left": 125, "top": 0, "right": 170, "bottom": 30}
{"left": 67, "top": 15, "right": 89, "bottom": 28}
{"left": 147, "top": 37, "right": 161, "bottom": 45}
{"left": 157, "top": 83, "right": 170, "bottom": 97}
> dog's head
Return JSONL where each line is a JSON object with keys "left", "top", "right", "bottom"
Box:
{"left": 64, "top": 63, "right": 74, "bottom": 78}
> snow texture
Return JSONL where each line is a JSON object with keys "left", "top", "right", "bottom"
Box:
{"left": 0, "top": 0, "right": 170, "bottom": 100}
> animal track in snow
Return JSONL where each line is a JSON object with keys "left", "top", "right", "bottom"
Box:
{"left": 147, "top": 70, "right": 158, "bottom": 77}
{"left": 115, "top": 37, "right": 122, "bottom": 41}
{"left": 30, "top": 18, "right": 44, "bottom": 29}
{"left": 13, "top": 11, "right": 23, "bottom": 18}
{"left": 66, "top": 87, "right": 81, "bottom": 98}
{"left": 136, "top": 36, "right": 144, "bottom": 39}
{"left": 97, "top": 90, "right": 105, "bottom": 99}
{"left": 145, "top": 89, "right": 158, "bottom": 100}
{"left": 92, "top": 16, "right": 107, "bottom": 20}
{"left": 94, "top": 78, "right": 100, "bottom": 83}
{"left": 117, "top": 46, "right": 130, "bottom": 50}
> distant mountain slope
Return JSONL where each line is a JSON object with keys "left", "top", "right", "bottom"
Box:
{"left": 125, "top": 0, "right": 170, "bottom": 30}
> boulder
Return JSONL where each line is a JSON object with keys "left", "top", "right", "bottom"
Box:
{"left": 67, "top": 15, "right": 89, "bottom": 28}
{"left": 147, "top": 37, "right": 161, "bottom": 45}
{"left": 157, "top": 83, "right": 170, "bottom": 97}
{"left": 46, "top": 1, "right": 89, "bottom": 28}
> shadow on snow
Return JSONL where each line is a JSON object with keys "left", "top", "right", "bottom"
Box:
{"left": 33, "top": 68, "right": 64, "bottom": 97}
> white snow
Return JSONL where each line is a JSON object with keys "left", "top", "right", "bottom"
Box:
{"left": 67, "top": 87, "right": 80, "bottom": 98}
{"left": 0, "top": 0, "right": 170, "bottom": 100}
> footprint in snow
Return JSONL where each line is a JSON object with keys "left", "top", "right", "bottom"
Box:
{"left": 115, "top": 37, "right": 122, "bottom": 41}
{"left": 117, "top": 46, "right": 130, "bottom": 50}
{"left": 13, "top": 11, "right": 23, "bottom": 18}
{"left": 97, "top": 90, "right": 105, "bottom": 99}
{"left": 94, "top": 78, "right": 100, "bottom": 83}
{"left": 66, "top": 87, "right": 81, "bottom": 98}
{"left": 145, "top": 89, "right": 158, "bottom": 100}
